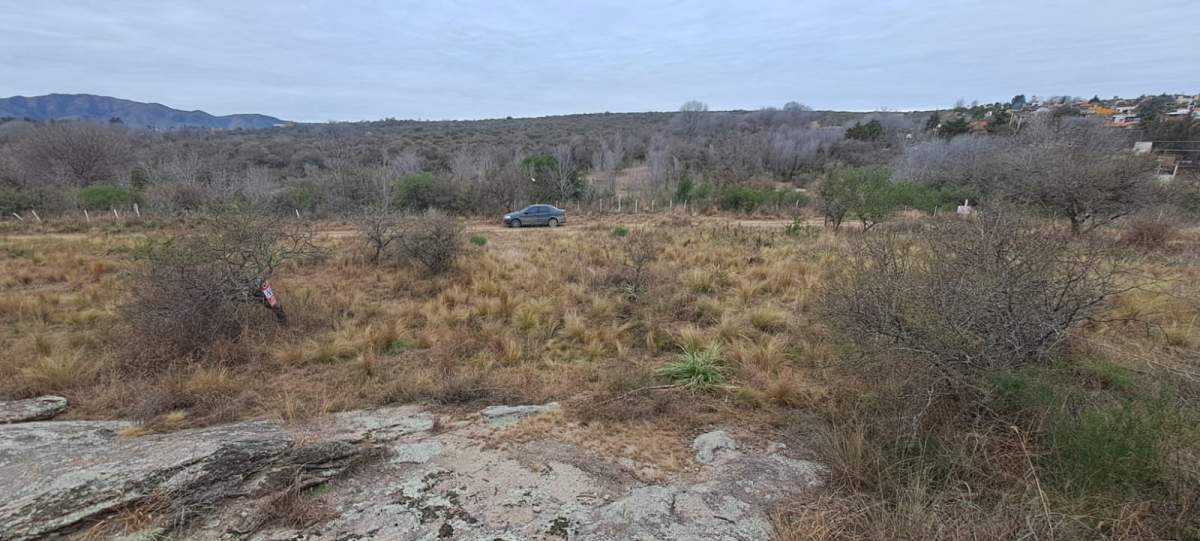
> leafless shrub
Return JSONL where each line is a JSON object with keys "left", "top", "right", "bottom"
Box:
{"left": 612, "top": 230, "right": 661, "bottom": 297}
{"left": 393, "top": 209, "right": 463, "bottom": 274}
{"left": 1120, "top": 212, "right": 1177, "bottom": 250}
{"left": 819, "top": 210, "right": 1124, "bottom": 380}
{"left": 357, "top": 204, "right": 404, "bottom": 263}
{"left": 123, "top": 211, "right": 322, "bottom": 365}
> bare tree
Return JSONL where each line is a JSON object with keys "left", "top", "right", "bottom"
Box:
{"left": 592, "top": 134, "right": 625, "bottom": 194}
{"left": 1007, "top": 118, "right": 1158, "bottom": 234}
{"left": 673, "top": 100, "right": 710, "bottom": 137}
{"left": 17, "top": 122, "right": 133, "bottom": 186}
{"left": 358, "top": 202, "right": 404, "bottom": 263}
{"left": 550, "top": 144, "right": 579, "bottom": 200}
{"left": 385, "top": 150, "right": 422, "bottom": 176}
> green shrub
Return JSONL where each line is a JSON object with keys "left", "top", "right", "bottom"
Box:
{"left": 0, "top": 188, "right": 45, "bottom": 215}
{"left": 657, "top": 346, "right": 725, "bottom": 389}
{"left": 716, "top": 185, "right": 766, "bottom": 212}
{"left": 611, "top": 225, "right": 629, "bottom": 237}
{"left": 845, "top": 119, "right": 883, "bottom": 141}
{"left": 818, "top": 167, "right": 892, "bottom": 229}
{"left": 674, "top": 177, "right": 695, "bottom": 202}
{"left": 991, "top": 362, "right": 1173, "bottom": 497}
{"left": 274, "top": 182, "right": 319, "bottom": 212}
{"left": 888, "top": 182, "right": 964, "bottom": 213}
{"left": 715, "top": 185, "right": 810, "bottom": 213}
{"left": 393, "top": 172, "right": 456, "bottom": 210}
{"left": 468, "top": 235, "right": 487, "bottom": 246}
{"left": 78, "top": 185, "right": 139, "bottom": 209}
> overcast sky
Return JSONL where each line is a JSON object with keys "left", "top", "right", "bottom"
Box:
{"left": 1, "top": 0, "right": 1196, "bottom": 121}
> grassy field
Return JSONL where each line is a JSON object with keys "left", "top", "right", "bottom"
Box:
{"left": 2, "top": 211, "right": 1199, "bottom": 539}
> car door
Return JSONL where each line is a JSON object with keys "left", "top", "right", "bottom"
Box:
{"left": 529, "top": 205, "right": 548, "bottom": 225}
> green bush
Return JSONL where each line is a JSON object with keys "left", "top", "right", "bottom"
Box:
{"left": 393, "top": 172, "right": 457, "bottom": 210}
{"left": 845, "top": 119, "right": 883, "bottom": 141}
{"left": 468, "top": 234, "right": 487, "bottom": 246}
{"left": 716, "top": 185, "right": 766, "bottom": 212}
{"left": 888, "top": 182, "right": 964, "bottom": 213}
{"left": 991, "top": 361, "right": 1174, "bottom": 497}
{"left": 715, "top": 185, "right": 810, "bottom": 213}
{"left": 275, "top": 182, "right": 319, "bottom": 212}
{"left": 0, "top": 188, "right": 45, "bottom": 215}
{"left": 611, "top": 225, "right": 629, "bottom": 237}
{"left": 78, "top": 185, "right": 139, "bottom": 209}
{"left": 674, "top": 177, "right": 695, "bottom": 202}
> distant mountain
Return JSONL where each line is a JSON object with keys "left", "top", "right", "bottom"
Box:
{"left": 0, "top": 93, "right": 286, "bottom": 129}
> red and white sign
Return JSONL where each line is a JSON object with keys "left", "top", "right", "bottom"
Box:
{"left": 259, "top": 281, "right": 278, "bottom": 307}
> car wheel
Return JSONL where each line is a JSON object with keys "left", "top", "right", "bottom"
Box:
{"left": 548, "top": 217, "right": 558, "bottom": 227}
{"left": 511, "top": 219, "right": 521, "bottom": 228}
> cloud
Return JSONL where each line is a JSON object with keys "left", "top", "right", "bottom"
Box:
{"left": 1, "top": 0, "right": 1196, "bottom": 120}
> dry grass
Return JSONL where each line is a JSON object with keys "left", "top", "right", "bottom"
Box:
{"left": 4, "top": 214, "right": 1200, "bottom": 539}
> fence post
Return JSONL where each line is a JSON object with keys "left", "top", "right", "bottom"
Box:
{"left": 112, "top": 208, "right": 119, "bottom": 219}
{"left": 133, "top": 203, "right": 141, "bottom": 217}
{"left": 84, "top": 209, "right": 90, "bottom": 223}
{"left": 31, "top": 210, "right": 41, "bottom": 222}
{"left": 11, "top": 213, "right": 22, "bottom": 222}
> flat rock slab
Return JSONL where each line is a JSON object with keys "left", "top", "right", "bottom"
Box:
{"left": 0, "top": 413, "right": 398, "bottom": 541}
{"left": 194, "top": 420, "right": 827, "bottom": 541}
{"left": 0, "top": 404, "right": 828, "bottom": 541}
{"left": 480, "top": 401, "right": 561, "bottom": 427}
{"left": 0, "top": 395, "right": 68, "bottom": 424}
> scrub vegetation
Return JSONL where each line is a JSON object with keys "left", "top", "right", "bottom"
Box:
{"left": 3, "top": 97, "right": 1200, "bottom": 539}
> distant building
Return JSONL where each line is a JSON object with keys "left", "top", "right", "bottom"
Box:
{"left": 1112, "top": 114, "right": 1140, "bottom": 127}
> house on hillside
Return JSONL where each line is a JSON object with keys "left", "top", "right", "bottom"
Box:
{"left": 1112, "top": 113, "right": 1140, "bottom": 127}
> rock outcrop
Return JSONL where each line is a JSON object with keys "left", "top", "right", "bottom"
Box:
{"left": 479, "top": 401, "right": 561, "bottom": 427}
{"left": 0, "top": 406, "right": 423, "bottom": 540}
{"left": 0, "top": 395, "right": 68, "bottom": 423}
{"left": 0, "top": 403, "right": 827, "bottom": 540}
{"left": 693, "top": 429, "right": 737, "bottom": 464}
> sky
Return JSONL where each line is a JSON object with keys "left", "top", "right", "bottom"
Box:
{"left": 1, "top": 0, "right": 1196, "bottom": 122}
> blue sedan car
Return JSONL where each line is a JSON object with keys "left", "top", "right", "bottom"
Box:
{"left": 503, "top": 205, "right": 566, "bottom": 227}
